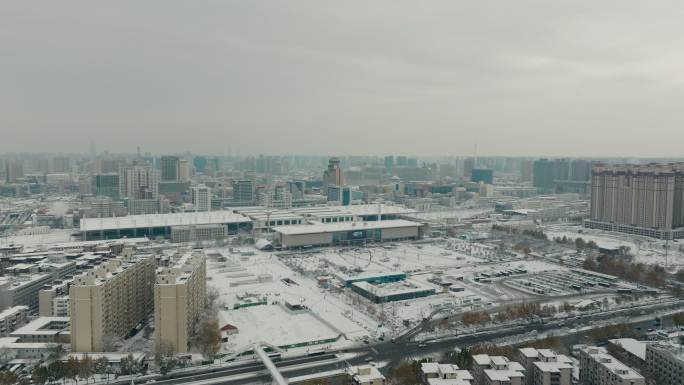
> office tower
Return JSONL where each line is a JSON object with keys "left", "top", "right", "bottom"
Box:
{"left": 193, "top": 156, "right": 207, "bottom": 174}
{"left": 407, "top": 157, "right": 418, "bottom": 167}
{"left": 191, "top": 184, "right": 211, "bottom": 212}
{"left": 471, "top": 168, "right": 494, "bottom": 184}
{"left": 52, "top": 156, "right": 71, "bottom": 173}
{"left": 161, "top": 156, "right": 180, "bottom": 182}
{"left": 323, "top": 157, "right": 343, "bottom": 192}
{"left": 287, "top": 181, "right": 306, "bottom": 200}
{"left": 119, "top": 164, "right": 160, "bottom": 199}
{"left": 70, "top": 252, "right": 156, "bottom": 352}
{"left": 578, "top": 346, "right": 645, "bottom": 385}
{"left": 384, "top": 156, "right": 394, "bottom": 171}
{"left": 587, "top": 163, "right": 684, "bottom": 239}
{"left": 92, "top": 173, "right": 120, "bottom": 199}
{"left": 533, "top": 159, "right": 555, "bottom": 190}
{"left": 233, "top": 179, "right": 255, "bottom": 204}
{"left": 178, "top": 159, "right": 191, "bottom": 182}
{"left": 154, "top": 251, "right": 206, "bottom": 353}
{"left": 327, "top": 185, "right": 348, "bottom": 204}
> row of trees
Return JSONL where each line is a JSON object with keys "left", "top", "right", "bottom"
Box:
{"left": 31, "top": 354, "right": 143, "bottom": 384}
{"left": 462, "top": 311, "right": 491, "bottom": 325}
{"left": 583, "top": 255, "right": 667, "bottom": 287}
{"left": 553, "top": 236, "right": 599, "bottom": 250}
{"left": 491, "top": 224, "right": 548, "bottom": 240}
{"left": 463, "top": 302, "right": 575, "bottom": 326}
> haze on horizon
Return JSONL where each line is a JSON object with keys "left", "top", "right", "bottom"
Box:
{"left": 1, "top": 1, "right": 684, "bottom": 158}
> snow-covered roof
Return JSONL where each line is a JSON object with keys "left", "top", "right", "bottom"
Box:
{"left": 80, "top": 211, "right": 251, "bottom": 232}
{"left": 273, "top": 219, "right": 420, "bottom": 235}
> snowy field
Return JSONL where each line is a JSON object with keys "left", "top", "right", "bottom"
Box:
{"left": 544, "top": 224, "right": 684, "bottom": 269}
{"left": 218, "top": 305, "right": 339, "bottom": 351}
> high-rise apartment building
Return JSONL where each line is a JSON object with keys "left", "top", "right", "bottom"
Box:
{"left": 119, "top": 164, "right": 160, "bottom": 199}
{"left": 154, "top": 251, "right": 206, "bottom": 353}
{"left": 191, "top": 184, "right": 211, "bottom": 212}
{"left": 69, "top": 250, "right": 156, "bottom": 352}
{"left": 586, "top": 163, "right": 684, "bottom": 239}
{"left": 533, "top": 159, "right": 555, "bottom": 190}
{"left": 178, "top": 159, "right": 191, "bottom": 182}
{"left": 578, "top": 346, "right": 645, "bottom": 385}
{"left": 4, "top": 161, "right": 24, "bottom": 183}
{"left": 161, "top": 156, "right": 180, "bottom": 182}
{"left": 52, "top": 156, "right": 71, "bottom": 173}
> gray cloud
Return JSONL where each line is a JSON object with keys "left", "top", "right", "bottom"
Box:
{"left": 1, "top": 1, "right": 683, "bottom": 157}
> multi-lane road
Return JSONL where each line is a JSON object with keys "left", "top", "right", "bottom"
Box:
{"left": 109, "top": 299, "right": 683, "bottom": 385}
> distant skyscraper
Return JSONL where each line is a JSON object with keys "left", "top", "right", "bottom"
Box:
{"left": 471, "top": 168, "right": 494, "bottom": 184}
{"left": 119, "top": 164, "right": 160, "bottom": 199}
{"left": 232, "top": 180, "right": 255, "bottom": 204}
{"left": 92, "top": 173, "right": 120, "bottom": 199}
{"left": 384, "top": 156, "right": 394, "bottom": 171}
{"left": 323, "top": 157, "right": 343, "bottom": 192}
{"left": 396, "top": 156, "right": 408, "bottom": 167}
{"left": 52, "top": 156, "right": 71, "bottom": 173}
{"left": 191, "top": 184, "right": 211, "bottom": 212}
{"left": 161, "top": 156, "right": 180, "bottom": 182}
{"left": 178, "top": 159, "right": 191, "bottom": 182}
{"left": 463, "top": 158, "right": 475, "bottom": 178}
{"left": 4, "top": 161, "right": 24, "bottom": 183}
{"left": 193, "top": 156, "right": 207, "bottom": 174}
{"left": 587, "top": 163, "right": 684, "bottom": 239}
{"left": 533, "top": 159, "right": 555, "bottom": 190}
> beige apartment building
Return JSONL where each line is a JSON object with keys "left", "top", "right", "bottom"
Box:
{"left": 154, "top": 251, "right": 206, "bottom": 353}
{"left": 587, "top": 163, "right": 684, "bottom": 239}
{"left": 70, "top": 250, "right": 156, "bottom": 352}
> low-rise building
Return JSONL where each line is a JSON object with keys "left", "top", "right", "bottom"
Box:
{"left": 421, "top": 362, "right": 474, "bottom": 385}
{"left": 0, "top": 274, "right": 53, "bottom": 312}
{"left": 578, "top": 346, "right": 645, "bottom": 385}
{"left": 0, "top": 306, "right": 29, "bottom": 336}
{"left": 351, "top": 365, "right": 385, "bottom": 385}
{"left": 472, "top": 355, "right": 525, "bottom": 385}
{"left": 9, "top": 316, "right": 70, "bottom": 343}
{"left": 516, "top": 348, "right": 573, "bottom": 385}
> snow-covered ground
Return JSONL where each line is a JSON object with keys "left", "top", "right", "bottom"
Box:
{"left": 544, "top": 224, "right": 684, "bottom": 270}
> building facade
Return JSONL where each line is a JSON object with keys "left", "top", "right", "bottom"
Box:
{"left": 578, "top": 346, "right": 645, "bottom": 385}
{"left": 154, "top": 252, "right": 206, "bottom": 353}
{"left": 587, "top": 163, "right": 684, "bottom": 239}
{"left": 69, "top": 251, "right": 156, "bottom": 352}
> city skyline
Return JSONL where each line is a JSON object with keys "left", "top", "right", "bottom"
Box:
{"left": 2, "top": 2, "right": 684, "bottom": 156}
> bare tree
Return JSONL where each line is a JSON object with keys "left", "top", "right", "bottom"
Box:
{"left": 192, "top": 317, "right": 221, "bottom": 359}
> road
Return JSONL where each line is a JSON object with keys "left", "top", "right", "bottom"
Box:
{"left": 109, "top": 299, "right": 683, "bottom": 385}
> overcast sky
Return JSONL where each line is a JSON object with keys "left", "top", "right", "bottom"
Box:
{"left": 1, "top": 1, "right": 684, "bottom": 157}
